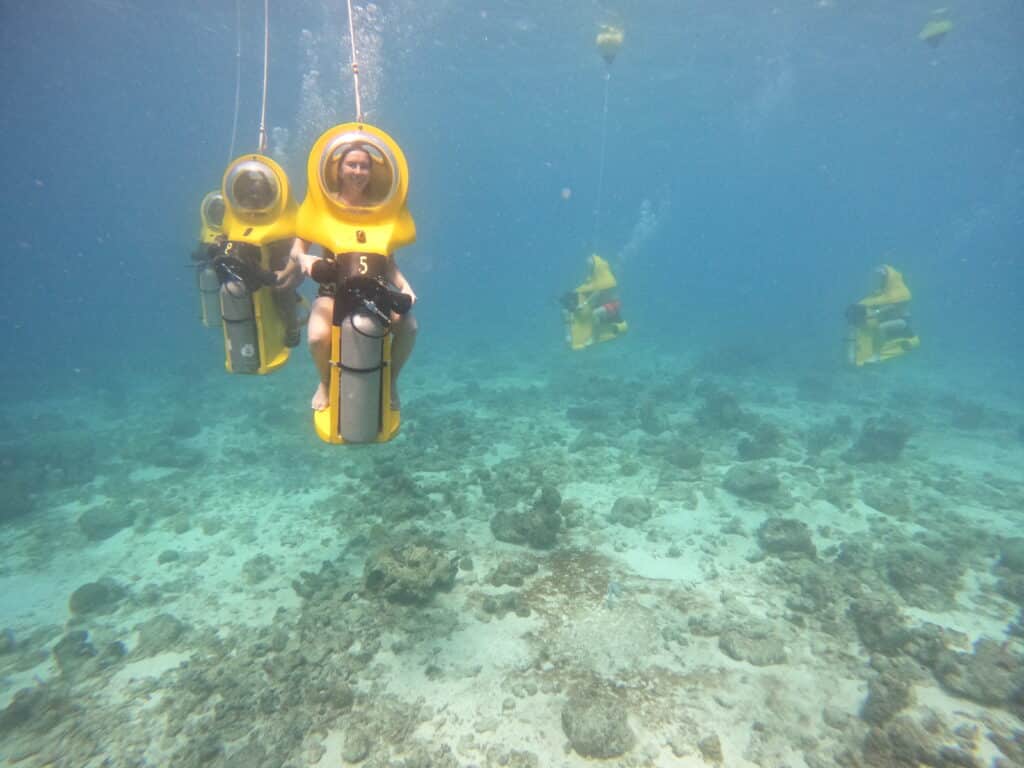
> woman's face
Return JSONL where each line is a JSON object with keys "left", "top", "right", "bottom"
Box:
{"left": 339, "top": 149, "right": 371, "bottom": 200}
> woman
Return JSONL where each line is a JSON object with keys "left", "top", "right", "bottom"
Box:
{"left": 291, "top": 146, "right": 417, "bottom": 411}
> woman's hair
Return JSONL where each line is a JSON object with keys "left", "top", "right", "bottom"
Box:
{"left": 340, "top": 145, "right": 371, "bottom": 163}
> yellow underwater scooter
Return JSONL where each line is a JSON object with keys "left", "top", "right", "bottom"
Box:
{"left": 297, "top": 122, "right": 416, "bottom": 444}
{"left": 562, "top": 254, "right": 628, "bottom": 350}
{"left": 213, "top": 155, "right": 300, "bottom": 375}
{"left": 845, "top": 264, "right": 920, "bottom": 366}
{"left": 193, "top": 191, "right": 226, "bottom": 328}
{"left": 199, "top": 0, "right": 302, "bottom": 375}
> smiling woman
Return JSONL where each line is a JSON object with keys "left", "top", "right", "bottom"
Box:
{"left": 331, "top": 146, "right": 373, "bottom": 206}
{"left": 321, "top": 139, "right": 397, "bottom": 209}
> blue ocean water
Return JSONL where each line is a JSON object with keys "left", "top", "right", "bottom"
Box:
{"left": 1, "top": 1, "right": 1024, "bottom": 765}
{"left": 2, "top": 0, "right": 1021, "bottom": 389}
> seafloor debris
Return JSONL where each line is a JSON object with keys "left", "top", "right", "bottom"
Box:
{"left": 844, "top": 416, "right": 913, "bottom": 463}
{"left": 490, "top": 484, "right": 563, "bottom": 549}
{"left": 756, "top": 517, "right": 817, "bottom": 559}
{"left": 363, "top": 540, "right": 458, "bottom": 604}
{"left": 560, "top": 685, "right": 635, "bottom": 758}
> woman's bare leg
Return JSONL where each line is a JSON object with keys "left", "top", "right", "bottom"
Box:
{"left": 308, "top": 297, "right": 334, "bottom": 410}
{"left": 389, "top": 312, "right": 418, "bottom": 409}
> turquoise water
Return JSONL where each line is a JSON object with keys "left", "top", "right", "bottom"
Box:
{"left": 1, "top": 2, "right": 1022, "bottom": 766}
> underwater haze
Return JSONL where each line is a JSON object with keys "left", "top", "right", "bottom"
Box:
{"left": 1, "top": 1, "right": 1023, "bottom": 766}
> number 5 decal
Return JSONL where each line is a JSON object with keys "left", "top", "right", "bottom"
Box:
{"left": 358, "top": 255, "right": 368, "bottom": 274}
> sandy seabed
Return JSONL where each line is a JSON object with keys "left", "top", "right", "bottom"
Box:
{"left": 1, "top": 342, "right": 1022, "bottom": 767}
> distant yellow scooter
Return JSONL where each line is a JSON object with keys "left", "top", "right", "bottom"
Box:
{"left": 846, "top": 264, "right": 920, "bottom": 366}
{"left": 561, "top": 254, "right": 628, "bottom": 350}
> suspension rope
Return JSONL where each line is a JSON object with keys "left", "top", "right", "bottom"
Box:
{"left": 257, "top": 0, "right": 270, "bottom": 153}
{"left": 593, "top": 70, "right": 611, "bottom": 250}
{"left": 227, "top": 0, "right": 241, "bottom": 162}
{"left": 345, "top": 0, "right": 364, "bottom": 122}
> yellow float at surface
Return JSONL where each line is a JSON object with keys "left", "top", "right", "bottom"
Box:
{"left": 218, "top": 154, "right": 298, "bottom": 375}
{"left": 919, "top": 18, "right": 953, "bottom": 47}
{"left": 297, "top": 123, "right": 416, "bottom": 444}
{"left": 596, "top": 24, "right": 624, "bottom": 65}
{"left": 849, "top": 265, "right": 920, "bottom": 366}
{"left": 567, "top": 254, "right": 628, "bottom": 350}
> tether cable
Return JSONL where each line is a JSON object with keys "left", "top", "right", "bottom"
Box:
{"left": 593, "top": 70, "right": 611, "bottom": 250}
{"left": 227, "top": 0, "right": 241, "bottom": 162}
{"left": 257, "top": 0, "right": 270, "bottom": 152}
{"left": 345, "top": 0, "right": 364, "bottom": 122}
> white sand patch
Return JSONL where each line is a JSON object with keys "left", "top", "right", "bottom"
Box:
{"left": 935, "top": 429, "right": 1024, "bottom": 469}
{"left": 314, "top": 613, "right": 542, "bottom": 766}
{"left": 914, "top": 682, "right": 1017, "bottom": 765}
{"left": 611, "top": 545, "right": 706, "bottom": 582}
{"left": 126, "top": 466, "right": 181, "bottom": 484}
{"left": 905, "top": 569, "right": 1016, "bottom": 645}
{"left": 373, "top": 614, "right": 538, "bottom": 700}
{"left": 0, "top": 570, "right": 76, "bottom": 629}
{"left": 109, "top": 651, "right": 189, "bottom": 694}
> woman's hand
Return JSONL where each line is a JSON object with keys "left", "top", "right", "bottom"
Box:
{"left": 293, "top": 251, "right": 318, "bottom": 277}
{"left": 289, "top": 239, "right": 317, "bottom": 277}
{"left": 391, "top": 269, "right": 416, "bottom": 306}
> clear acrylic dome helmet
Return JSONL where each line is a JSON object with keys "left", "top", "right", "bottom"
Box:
{"left": 225, "top": 159, "right": 281, "bottom": 214}
{"left": 201, "top": 191, "right": 226, "bottom": 229}
{"left": 318, "top": 132, "right": 399, "bottom": 209}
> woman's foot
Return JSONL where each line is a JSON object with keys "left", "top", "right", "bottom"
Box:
{"left": 312, "top": 381, "right": 329, "bottom": 411}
